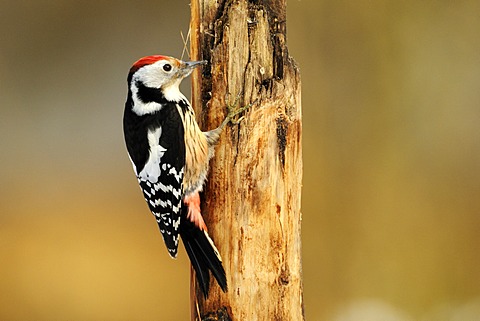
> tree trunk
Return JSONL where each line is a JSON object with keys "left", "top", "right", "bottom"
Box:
{"left": 189, "top": 0, "right": 303, "bottom": 320}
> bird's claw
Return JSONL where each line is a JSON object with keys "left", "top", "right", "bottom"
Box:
{"left": 229, "top": 115, "right": 245, "bottom": 125}
{"left": 224, "top": 92, "right": 255, "bottom": 125}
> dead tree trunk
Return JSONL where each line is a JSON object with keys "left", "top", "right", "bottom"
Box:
{"left": 190, "top": 0, "right": 303, "bottom": 320}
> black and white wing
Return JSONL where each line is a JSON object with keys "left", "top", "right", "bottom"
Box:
{"left": 124, "top": 102, "right": 186, "bottom": 257}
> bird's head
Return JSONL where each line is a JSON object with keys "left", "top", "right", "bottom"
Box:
{"left": 126, "top": 55, "right": 207, "bottom": 115}
{"left": 128, "top": 55, "right": 206, "bottom": 91}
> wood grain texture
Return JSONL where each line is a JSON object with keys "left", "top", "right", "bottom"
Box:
{"left": 190, "top": 1, "right": 303, "bottom": 320}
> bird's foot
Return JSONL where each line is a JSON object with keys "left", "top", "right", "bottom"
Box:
{"left": 184, "top": 192, "right": 207, "bottom": 231}
{"left": 225, "top": 92, "right": 255, "bottom": 125}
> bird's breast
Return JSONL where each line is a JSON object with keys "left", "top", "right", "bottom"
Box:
{"left": 179, "top": 108, "right": 209, "bottom": 196}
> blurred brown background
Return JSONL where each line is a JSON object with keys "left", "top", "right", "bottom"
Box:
{"left": 1, "top": 1, "right": 479, "bottom": 320}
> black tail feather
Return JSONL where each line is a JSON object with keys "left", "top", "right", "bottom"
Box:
{"left": 180, "top": 216, "right": 227, "bottom": 298}
{"left": 183, "top": 234, "right": 211, "bottom": 295}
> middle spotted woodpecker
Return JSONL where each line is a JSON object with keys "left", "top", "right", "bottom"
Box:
{"left": 123, "top": 55, "right": 247, "bottom": 297}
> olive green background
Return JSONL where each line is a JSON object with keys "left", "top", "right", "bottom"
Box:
{"left": 1, "top": 1, "right": 479, "bottom": 320}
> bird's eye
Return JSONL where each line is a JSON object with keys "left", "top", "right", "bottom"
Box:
{"left": 163, "top": 64, "right": 172, "bottom": 72}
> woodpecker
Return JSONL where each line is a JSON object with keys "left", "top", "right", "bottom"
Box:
{"left": 123, "top": 55, "right": 245, "bottom": 297}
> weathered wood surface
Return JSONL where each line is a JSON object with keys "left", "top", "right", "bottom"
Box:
{"left": 190, "top": 0, "right": 304, "bottom": 320}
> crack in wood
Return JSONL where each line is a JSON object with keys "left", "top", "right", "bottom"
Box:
{"left": 276, "top": 115, "right": 288, "bottom": 169}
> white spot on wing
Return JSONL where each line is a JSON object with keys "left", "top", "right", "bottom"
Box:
{"left": 142, "top": 188, "right": 151, "bottom": 198}
{"left": 169, "top": 166, "right": 184, "bottom": 183}
{"left": 172, "top": 204, "right": 181, "bottom": 214}
{"left": 173, "top": 217, "right": 181, "bottom": 230}
{"left": 149, "top": 198, "right": 173, "bottom": 208}
{"left": 172, "top": 188, "right": 182, "bottom": 199}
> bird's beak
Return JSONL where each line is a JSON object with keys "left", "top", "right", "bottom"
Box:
{"left": 185, "top": 60, "right": 208, "bottom": 68}
{"left": 179, "top": 60, "right": 208, "bottom": 78}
